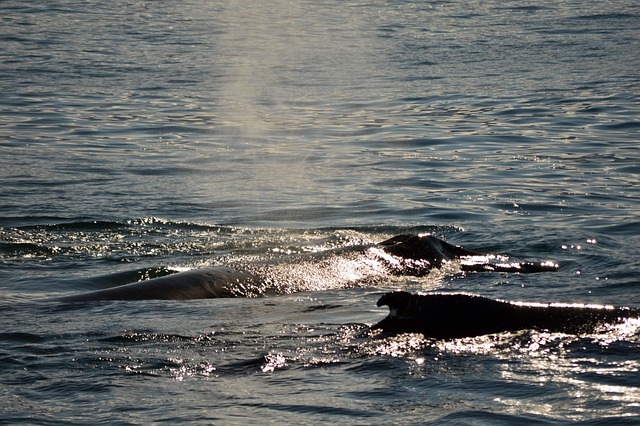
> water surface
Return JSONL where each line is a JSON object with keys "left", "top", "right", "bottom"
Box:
{"left": 1, "top": 0, "right": 639, "bottom": 423}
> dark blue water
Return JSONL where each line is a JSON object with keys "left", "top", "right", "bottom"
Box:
{"left": 1, "top": 0, "right": 639, "bottom": 423}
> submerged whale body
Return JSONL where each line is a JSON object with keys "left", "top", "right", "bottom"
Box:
{"left": 55, "top": 234, "right": 558, "bottom": 303}
{"left": 374, "top": 291, "right": 640, "bottom": 339}
{"left": 56, "top": 268, "right": 259, "bottom": 302}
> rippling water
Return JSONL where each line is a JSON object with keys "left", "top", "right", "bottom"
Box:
{"left": 1, "top": 0, "right": 639, "bottom": 424}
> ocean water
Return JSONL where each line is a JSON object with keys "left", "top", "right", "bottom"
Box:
{"left": 1, "top": 0, "right": 639, "bottom": 424}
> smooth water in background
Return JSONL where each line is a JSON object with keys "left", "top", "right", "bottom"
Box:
{"left": 1, "top": 0, "right": 639, "bottom": 424}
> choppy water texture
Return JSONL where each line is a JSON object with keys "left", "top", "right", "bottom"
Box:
{"left": 1, "top": 0, "right": 639, "bottom": 424}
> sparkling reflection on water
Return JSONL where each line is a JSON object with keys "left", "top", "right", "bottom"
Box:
{"left": 1, "top": 0, "right": 640, "bottom": 423}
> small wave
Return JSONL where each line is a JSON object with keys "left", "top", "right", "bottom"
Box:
{"left": 594, "top": 121, "right": 640, "bottom": 131}
{"left": 5, "top": 217, "right": 225, "bottom": 233}
{"left": 0, "top": 241, "right": 55, "bottom": 258}
{"left": 14, "top": 218, "right": 126, "bottom": 232}
{"left": 243, "top": 402, "right": 380, "bottom": 418}
{"left": 571, "top": 13, "right": 639, "bottom": 21}
{"left": 0, "top": 332, "right": 46, "bottom": 344}
{"left": 98, "top": 332, "right": 195, "bottom": 344}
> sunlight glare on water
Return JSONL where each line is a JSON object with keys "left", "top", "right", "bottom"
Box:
{"left": 1, "top": 0, "right": 639, "bottom": 423}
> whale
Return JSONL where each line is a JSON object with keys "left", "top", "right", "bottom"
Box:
{"left": 374, "top": 291, "right": 640, "bottom": 339}
{"left": 55, "top": 234, "right": 558, "bottom": 303}
{"left": 55, "top": 268, "right": 260, "bottom": 302}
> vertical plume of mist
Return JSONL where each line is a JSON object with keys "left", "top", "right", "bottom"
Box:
{"left": 211, "top": 1, "right": 381, "bottom": 222}
{"left": 216, "top": 0, "right": 379, "bottom": 145}
{"left": 217, "top": 1, "right": 304, "bottom": 143}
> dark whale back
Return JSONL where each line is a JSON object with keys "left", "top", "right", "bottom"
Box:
{"left": 379, "top": 234, "right": 479, "bottom": 272}
{"left": 378, "top": 235, "right": 557, "bottom": 274}
{"left": 53, "top": 235, "right": 558, "bottom": 302}
{"left": 375, "top": 291, "right": 640, "bottom": 339}
{"left": 56, "top": 268, "right": 260, "bottom": 303}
